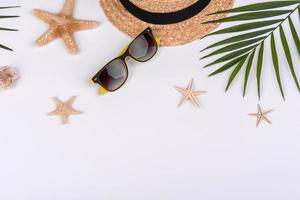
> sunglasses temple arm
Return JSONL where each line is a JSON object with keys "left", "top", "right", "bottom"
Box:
{"left": 99, "top": 87, "right": 108, "bottom": 95}
{"left": 155, "top": 37, "right": 161, "bottom": 45}
{"left": 89, "top": 80, "right": 108, "bottom": 95}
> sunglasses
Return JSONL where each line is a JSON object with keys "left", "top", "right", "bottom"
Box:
{"left": 91, "top": 27, "right": 159, "bottom": 94}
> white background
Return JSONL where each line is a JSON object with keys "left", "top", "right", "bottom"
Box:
{"left": 0, "top": 0, "right": 300, "bottom": 199}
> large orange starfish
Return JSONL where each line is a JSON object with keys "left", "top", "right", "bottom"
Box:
{"left": 33, "top": 0, "right": 98, "bottom": 54}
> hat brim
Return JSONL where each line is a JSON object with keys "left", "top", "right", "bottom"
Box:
{"left": 100, "top": 0, "right": 234, "bottom": 46}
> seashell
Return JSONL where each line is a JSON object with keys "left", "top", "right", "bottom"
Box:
{"left": 0, "top": 66, "right": 19, "bottom": 90}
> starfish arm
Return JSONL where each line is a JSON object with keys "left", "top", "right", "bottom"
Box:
{"left": 256, "top": 115, "right": 263, "bottom": 127}
{"left": 47, "top": 110, "right": 59, "bottom": 116}
{"left": 32, "top": 9, "right": 58, "bottom": 24}
{"left": 61, "top": 0, "right": 74, "bottom": 16}
{"left": 190, "top": 95, "right": 200, "bottom": 107}
{"left": 263, "top": 110, "right": 273, "bottom": 115}
{"left": 35, "top": 27, "right": 59, "bottom": 46}
{"left": 61, "top": 31, "right": 78, "bottom": 54}
{"left": 52, "top": 97, "right": 64, "bottom": 107}
{"left": 70, "top": 110, "right": 82, "bottom": 115}
{"left": 249, "top": 113, "right": 259, "bottom": 116}
{"left": 178, "top": 95, "right": 189, "bottom": 108}
{"left": 257, "top": 104, "right": 262, "bottom": 114}
{"left": 192, "top": 91, "right": 207, "bottom": 96}
{"left": 66, "top": 96, "right": 77, "bottom": 106}
{"left": 174, "top": 86, "right": 188, "bottom": 95}
{"left": 71, "top": 20, "right": 99, "bottom": 31}
{"left": 61, "top": 115, "right": 69, "bottom": 124}
{"left": 188, "top": 79, "right": 194, "bottom": 91}
{"left": 262, "top": 116, "right": 272, "bottom": 124}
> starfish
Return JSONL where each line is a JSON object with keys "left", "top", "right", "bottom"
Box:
{"left": 174, "top": 79, "right": 207, "bottom": 108}
{"left": 33, "top": 0, "right": 98, "bottom": 54}
{"left": 249, "top": 104, "right": 273, "bottom": 127}
{"left": 48, "top": 96, "right": 82, "bottom": 124}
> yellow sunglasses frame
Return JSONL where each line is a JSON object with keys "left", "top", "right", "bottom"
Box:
{"left": 90, "top": 35, "right": 161, "bottom": 95}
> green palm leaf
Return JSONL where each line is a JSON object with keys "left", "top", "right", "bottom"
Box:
{"left": 243, "top": 50, "right": 256, "bottom": 97}
{"left": 271, "top": 33, "right": 285, "bottom": 99}
{"left": 0, "top": 27, "right": 18, "bottom": 31}
{"left": 205, "top": 10, "right": 292, "bottom": 23}
{"left": 209, "top": 55, "right": 248, "bottom": 76}
{"left": 0, "top": 43, "right": 13, "bottom": 51}
{"left": 0, "top": 15, "right": 19, "bottom": 18}
{"left": 201, "top": 1, "right": 300, "bottom": 99}
{"left": 0, "top": 5, "right": 19, "bottom": 51}
{"left": 226, "top": 56, "right": 247, "bottom": 91}
{"left": 288, "top": 16, "right": 300, "bottom": 54}
{"left": 256, "top": 42, "right": 264, "bottom": 99}
{"left": 204, "top": 45, "right": 257, "bottom": 68}
{"left": 0, "top": 6, "right": 20, "bottom": 9}
{"left": 207, "top": 20, "right": 282, "bottom": 36}
{"left": 279, "top": 25, "right": 300, "bottom": 92}
{"left": 211, "top": 1, "right": 300, "bottom": 14}
{"left": 202, "top": 29, "right": 273, "bottom": 51}
{"left": 201, "top": 36, "right": 265, "bottom": 59}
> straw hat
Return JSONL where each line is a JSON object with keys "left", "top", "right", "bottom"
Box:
{"left": 100, "top": 0, "right": 234, "bottom": 46}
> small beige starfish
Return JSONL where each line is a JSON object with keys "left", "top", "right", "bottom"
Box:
{"left": 249, "top": 104, "right": 273, "bottom": 127}
{"left": 48, "top": 96, "right": 82, "bottom": 124}
{"left": 174, "top": 79, "right": 207, "bottom": 108}
{"left": 33, "top": 0, "right": 99, "bottom": 54}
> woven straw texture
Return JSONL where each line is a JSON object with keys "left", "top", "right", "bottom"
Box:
{"left": 100, "top": 0, "right": 234, "bottom": 46}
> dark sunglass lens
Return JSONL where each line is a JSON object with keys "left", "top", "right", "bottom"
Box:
{"left": 128, "top": 30, "right": 157, "bottom": 62}
{"left": 97, "top": 59, "right": 127, "bottom": 91}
